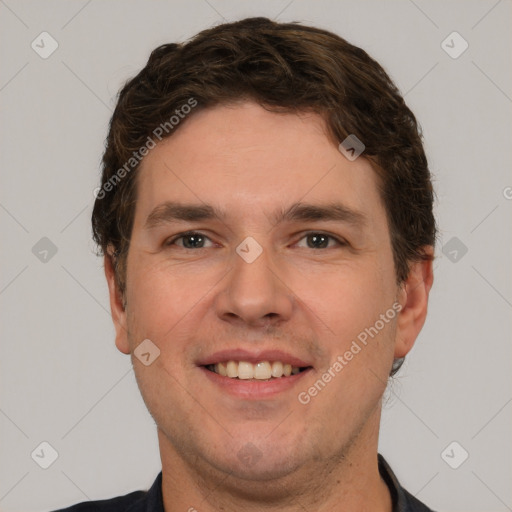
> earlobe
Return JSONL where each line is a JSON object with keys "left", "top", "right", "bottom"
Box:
{"left": 104, "top": 249, "right": 131, "bottom": 355}
{"left": 394, "top": 248, "right": 434, "bottom": 359}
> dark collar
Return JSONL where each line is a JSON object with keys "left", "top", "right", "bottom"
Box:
{"left": 378, "top": 454, "right": 435, "bottom": 512}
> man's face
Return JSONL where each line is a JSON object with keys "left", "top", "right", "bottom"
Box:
{"left": 111, "top": 101, "right": 412, "bottom": 481}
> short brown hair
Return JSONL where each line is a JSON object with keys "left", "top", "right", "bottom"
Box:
{"left": 92, "top": 17, "right": 436, "bottom": 374}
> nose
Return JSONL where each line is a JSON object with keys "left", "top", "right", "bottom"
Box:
{"left": 214, "top": 242, "right": 294, "bottom": 329}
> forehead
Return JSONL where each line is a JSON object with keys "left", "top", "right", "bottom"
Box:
{"left": 133, "top": 101, "right": 385, "bottom": 228}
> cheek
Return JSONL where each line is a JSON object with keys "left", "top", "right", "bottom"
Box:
{"left": 125, "top": 257, "right": 189, "bottom": 342}
{"left": 125, "top": 254, "right": 226, "bottom": 354}
{"left": 302, "top": 256, "right": 397, "bottom": 384}
{"left": 318, "top": 266, "right": 392, "bottom": 339}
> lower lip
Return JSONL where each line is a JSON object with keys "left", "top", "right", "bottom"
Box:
{"left": 199, "top": 366, "right": 312, "bottom": 399}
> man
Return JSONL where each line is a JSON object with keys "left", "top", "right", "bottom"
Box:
{"left": 57, "top": 16, "right": 436, "bottom": 512}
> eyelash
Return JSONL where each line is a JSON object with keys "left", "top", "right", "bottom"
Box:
{"left": 164, "top": 231, "right": 347, "bottom": 250}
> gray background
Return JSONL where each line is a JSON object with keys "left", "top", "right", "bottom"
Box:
{"left": 1, "top": 1, "right": 511, "bottom": 511}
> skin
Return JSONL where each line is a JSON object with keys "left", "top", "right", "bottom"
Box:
{"left": 105, "top": 101, "right": 433, "bottom": 511}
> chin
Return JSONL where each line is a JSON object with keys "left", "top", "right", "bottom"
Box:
{"left": 209, "top": 442, "right": 304, "bottom": 483}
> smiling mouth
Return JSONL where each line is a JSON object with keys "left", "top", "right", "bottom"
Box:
{"left": 204, "top": 361, "right": 311, "bottom": 380}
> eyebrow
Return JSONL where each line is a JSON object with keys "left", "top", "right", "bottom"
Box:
{"left": 144, "top": 200, "right": 368, "bottom": 230}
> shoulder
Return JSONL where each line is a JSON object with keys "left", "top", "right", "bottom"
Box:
{"left": 402, "top": 487, "right": 437, "bottom": 512}
{"left": 50, "top": 471, "right": 163, "bottom": 512}
{"left": 378, "top": 454, "right": 436, "bottom": 512}
{"left": 51, "top": 490, "right": 146, "bottom": 511}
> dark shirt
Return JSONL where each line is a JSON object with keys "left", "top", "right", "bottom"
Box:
{"left": 53, "top": 454, "right": 435, "bottom": 511}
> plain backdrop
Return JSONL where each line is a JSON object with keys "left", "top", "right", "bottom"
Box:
{"left": 1, "top": 1, "right": 511, "bottom": 511}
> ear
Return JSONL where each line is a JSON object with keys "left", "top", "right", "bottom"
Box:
{"left": 104, "top": 248, "right": 130, "bottom": 355}
{"left": 394, "top": 247, "right": 434, "bottom": 359}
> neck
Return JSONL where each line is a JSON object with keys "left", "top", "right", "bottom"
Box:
{"left": 158, "top": 407, "right": 392, "bottom": 512}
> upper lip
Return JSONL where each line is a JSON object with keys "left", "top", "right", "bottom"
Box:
{"left": 197, "top": 349, "right": 313, "bottom": 368}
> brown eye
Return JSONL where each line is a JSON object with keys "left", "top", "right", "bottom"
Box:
{"left": 165, "top": 232, "right": 213, "bottom": 249}
{"left": 307, "top": 233, "right": 329, "bottom": 249}
{"left": 296, "top": 232, "right": 346, "bottom": 249}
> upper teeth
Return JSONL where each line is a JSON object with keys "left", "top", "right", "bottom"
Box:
{"left": 212, "top": 361, "right": 301, "bottom": 379}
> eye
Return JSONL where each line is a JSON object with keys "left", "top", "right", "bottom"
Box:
{"left": 165, "top": 231, "right": 215, "bottom": 249}
{"left": 295, "top": 232, "right": 346, "bottom": 249}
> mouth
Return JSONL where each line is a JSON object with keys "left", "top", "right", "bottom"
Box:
{"left": 198, "top": 353, "right": 314, "bottom": 400}
{"left": 197, "top": 349, "right": 314, "bottom": 399}
{"left": 204, "top": 360, "right": 312, "bottom": 380}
